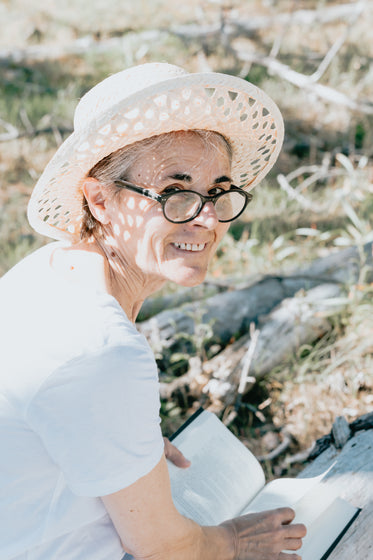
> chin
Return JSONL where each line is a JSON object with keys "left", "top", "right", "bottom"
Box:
{"left": 166, "top": 266, "right": 207, "bottom": 287}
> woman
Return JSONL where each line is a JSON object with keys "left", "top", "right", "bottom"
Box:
{"left": 0, "top": 62, "right": 306, "bottom": 559}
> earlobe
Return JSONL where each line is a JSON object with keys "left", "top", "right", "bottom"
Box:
{"left": 82, "top": 178, "right": 111, "bottom": 225}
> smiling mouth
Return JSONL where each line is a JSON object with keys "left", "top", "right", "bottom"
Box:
{"left": 173, "top": 242, "right": 206, "bottom": 252}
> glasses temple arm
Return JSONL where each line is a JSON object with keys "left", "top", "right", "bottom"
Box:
{"left": 114, "top": 180, "right": 162, "bottom": 202}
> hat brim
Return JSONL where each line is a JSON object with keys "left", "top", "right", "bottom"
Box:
{"left": 28, "top": 72, "right": 284, "bottom": 241}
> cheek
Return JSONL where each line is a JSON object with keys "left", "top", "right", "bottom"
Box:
{"left": 216, "top": 223, "right": 230, "bottom": 243}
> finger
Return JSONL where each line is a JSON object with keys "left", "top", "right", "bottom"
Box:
{"left": 285, "top": 523, "right": 307, "bottom": 538}
{"left": 282, "top": 537, "right": 303, "bottom": 551}
{"left": 276, "top": 507, "right": 296, "bottom": 525}
{"left": 279, "top": 554, "right": 301, "bottom": 560}
{"left": 163, "top": 438, "right": 191, "bottom": 468}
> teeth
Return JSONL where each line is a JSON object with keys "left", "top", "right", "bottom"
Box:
{"left": 174, "top": 242, "right": 205, "bottom": 252}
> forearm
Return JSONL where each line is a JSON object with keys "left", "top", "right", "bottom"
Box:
{"left": 131, "top": 518, "right": 235, "bottom": 560}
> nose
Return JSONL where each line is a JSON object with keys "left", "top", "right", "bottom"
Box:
{"left": 192, "top": 201, "right": 219, "bottom": 229}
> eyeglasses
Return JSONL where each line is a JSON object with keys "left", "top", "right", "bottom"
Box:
{"left": 114, "top": 179, "right": 253, "bottom": 224}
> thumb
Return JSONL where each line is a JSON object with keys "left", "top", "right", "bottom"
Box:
{"left": 163, "top": 437, "right": 191, "bottom": 468}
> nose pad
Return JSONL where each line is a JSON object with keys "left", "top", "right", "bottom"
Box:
{"left": 193, "top": 201, "right": 219, "bottom": 227}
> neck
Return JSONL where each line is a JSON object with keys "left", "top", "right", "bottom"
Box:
{"left": 71, "top": 237, "right": 165, "bottom": 323}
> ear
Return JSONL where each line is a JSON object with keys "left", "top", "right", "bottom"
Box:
{"left": 82, "top": 178, "right": 111, "bottom": 225}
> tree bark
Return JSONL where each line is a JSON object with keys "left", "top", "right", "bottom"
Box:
{"left": 191, "top": 283, "right": 344, "bottom": 407}
{"left": 297, "top": 428, "right": 373, "bottom": 560}
{"left": 138, "top": 243, "right": 372, "bottom": 359}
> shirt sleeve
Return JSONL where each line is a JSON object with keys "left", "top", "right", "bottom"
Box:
{"left": 26, "top": 340, "right": 164, "bottom": 497}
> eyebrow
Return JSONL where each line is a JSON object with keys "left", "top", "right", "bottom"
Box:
{"left": 168, "top": 173, "right": 232, "bottom": 184}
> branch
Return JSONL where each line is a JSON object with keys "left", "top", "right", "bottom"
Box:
{"left": 0, "top": 124, "right": 73, "bottom": 143}
{"left": 0, "top": 30, "right": 167, "bottom": 65}
{"left": 232, "top": 50, "right": 373, "bottom": 115}
{"left": 277, "top": 174, "right": 323, "bottom": 211}
{"left": 257, "top": 430, "right": 292, "bottom": 462}
{"left": 170, "top": 2, "right": 365, "bottom": 41}
{"left": 0, "top": 118, "right": 19, "bottom": 141}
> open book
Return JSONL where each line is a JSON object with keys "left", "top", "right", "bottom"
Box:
{"left": 167, "top": 409, "right": 360, "bottom": 560}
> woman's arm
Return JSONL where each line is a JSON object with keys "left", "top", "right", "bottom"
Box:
{"left": 102, "top": 454, "right": 306, "bottom": 560}
{"left": 102, "top": 454, "right": 234, "bottom": 560}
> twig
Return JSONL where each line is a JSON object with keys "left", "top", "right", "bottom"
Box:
{"left": 223, "top": 324, "right": 260, "bottom": 427}
{"left": 277, "top": 174, "right": 323, "bottom": 211}
{"left": 257, "top": 429, "right": 292, "bottom": 462}
{"left": 282, "top": 445, "right": 316, "bottom": 466}
{"left": 308, "top": 5, "right": 361, "bottom": 84}
{"left": 19, "top": 108, "right": 34, "bottom": 136}
{"left": 0, "top": 118, "right": 19, "bottom": 141}
{"left": 238, "top": 323, "right": 260, "bottom": 395}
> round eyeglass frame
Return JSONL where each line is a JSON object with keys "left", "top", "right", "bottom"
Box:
{"left": 114, "top": 179, "right": 253, "bottom": 224}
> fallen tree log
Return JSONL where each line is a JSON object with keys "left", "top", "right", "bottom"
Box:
{"left": 0, "top": 30, "right": 167, "bottom": 65}
{"left": 139, "top": 274, "right": 320, "bottom": 360}
{"left": 137, "top": 281, "right": 229, "bottom": 321}
{"left": 138, "top": 243, "right": 372, "bottom": 366}
{"left": 207, "top": 283, "right": 344, "bottom": 400}
{"left": 0, "top": 3, "right": 363, "bottom": 66}
{"left": 170, "top": 2, "right": 364, "bottom": 41}
{"left": 162, "top": 282, "right": 345, "bottom": 405}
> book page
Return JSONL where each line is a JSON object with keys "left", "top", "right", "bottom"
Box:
{"left": 243, "top": 475, "right": 359, "bottom": 560}
{"left": 241, "top": 470, "right": 330, "bottom": 515}
{"left": 291, "top": 497, "right": 359, "bottom": 560}
{"left": 167, "top": 411, "right": 265, "bottom": 526}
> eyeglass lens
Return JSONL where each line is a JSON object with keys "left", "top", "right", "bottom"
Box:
{"left": 164, "top": 190, "right": 246, "bottom": 223}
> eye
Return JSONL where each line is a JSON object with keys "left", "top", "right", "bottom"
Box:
{"left": 208, "top": 185, "right": 228, "bottom": 196}
{"left": 162, "top": 185, "right": 183, "bottom": 195}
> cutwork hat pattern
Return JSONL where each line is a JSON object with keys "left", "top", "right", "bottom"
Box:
{"left": 27, "top": 63, "right": 284, "bottom": 241}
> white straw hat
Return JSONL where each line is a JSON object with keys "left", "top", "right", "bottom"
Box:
{"left": 27, "top": 62, "right": 284, "bottom": 241}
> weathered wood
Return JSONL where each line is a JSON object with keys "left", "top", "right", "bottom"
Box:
{"left": 138, "top": 243, "right": 372, "bottom": 377}
{"left": 138, "top": 282, "right": 228, "bottom": 322}
{"left": 158, "top": 282, "right": 347, "bottom": 403}
{"left": 297, "top": 428, "right": 373, "bottom": 559}
{"left": 309, "top": 411, "right": 373, "bottom": 459}
{"left": 332, "top": 416, "right": 351, "bottom": 449}
{"left": 139, "top": 276, "right": 293, "bottom": 353}
{"left": 201, "top": 283, "right": 344, "bottom": 405}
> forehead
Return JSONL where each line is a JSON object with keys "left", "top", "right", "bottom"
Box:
{"left": 129, "top": 131, "right": 231, "bottom": 182}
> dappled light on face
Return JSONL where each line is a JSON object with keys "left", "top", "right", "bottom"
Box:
{"left": 113, "top": 223, "right": 121, "bottom": 236}
{"left": 136, "top": 215, "right": 144, "bottom": 227}
{"left": 126, "top": 197, "right": 136, "bottom": 210}
{"left": 123, "top": 231, "right": 130, "bottom": 242}
{"left": 127, "top": 215, "right": 134, "bottom": 227}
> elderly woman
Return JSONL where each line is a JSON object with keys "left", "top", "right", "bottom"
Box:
{"left": 0, "top": 63, "right": 306, "bottom": 560}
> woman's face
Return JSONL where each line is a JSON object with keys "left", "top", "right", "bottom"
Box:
{"left": 105, "top": 132, "right": 232, "bottom": 287}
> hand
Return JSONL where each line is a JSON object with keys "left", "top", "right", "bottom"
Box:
{"left": 220, "top": 507, "right": 307, "bottom": 560}
{"left": 163, "top": 437, "right": 191, "bottom": 468}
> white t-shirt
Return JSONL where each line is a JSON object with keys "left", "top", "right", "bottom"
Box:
{"left": 0, "top": 243, "right": 164, "bottom": 560}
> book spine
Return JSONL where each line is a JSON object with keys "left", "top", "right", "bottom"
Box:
{"left": 169, "top": 407, "right": 205, "bottom": 441}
